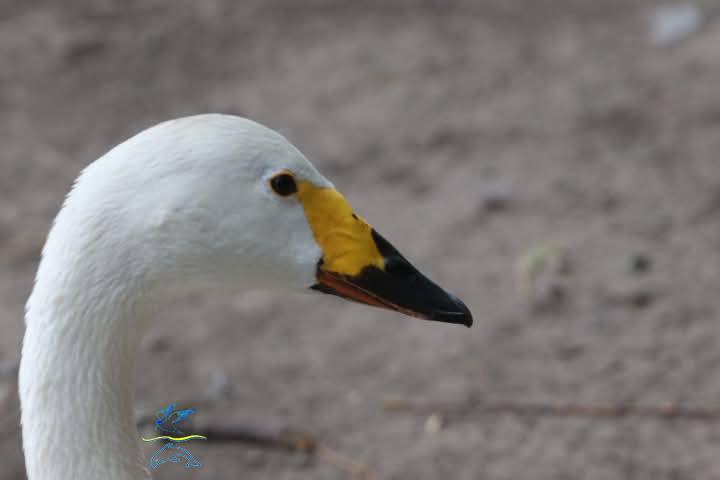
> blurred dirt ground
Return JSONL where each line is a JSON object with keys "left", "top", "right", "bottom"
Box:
{"left": 2, "top": 1, "right": 720, "bottom": 479}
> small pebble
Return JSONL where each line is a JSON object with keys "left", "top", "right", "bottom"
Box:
{"left": 530, "top": 282, "right": 568, "bottom": 312}
{"left": 424, "top": 413, "right": 444, "bottom": 434}
{"left": 143, "top": 335, "right": 172, "bottom": 353}
{"left": 628, "top": 252, "right": 652, "bottom": 275}
{"left": 651, "top": 4, "right": 703, "bottom": 46}
{"left": 604, "top": 280, "right": 658, "bottom": 309}
{"left": 63, "top": 36, "right": 107, "bottom": 63}
{"left": 515, "top": 243, "right": 572, "bottom": 312}
{"left": 478, "top": 183, "right": 511, "bottom": 212}
{"left": 599, "top": 191, "right": 621, "bottom": 212}
{"left": 206, "top": 370, "right": 235, "bottom": 402}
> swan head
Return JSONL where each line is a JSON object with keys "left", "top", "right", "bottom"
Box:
{"left": 69, "top": 114, "right": 472, "bottom": 326}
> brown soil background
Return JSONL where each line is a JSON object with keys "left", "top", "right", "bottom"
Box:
{"left": 2, "top": 1, "right": 720, "bottom": 479}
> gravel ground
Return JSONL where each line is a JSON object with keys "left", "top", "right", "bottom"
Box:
{"left": 2, "top": 1, "right": 720, "bottom": 479}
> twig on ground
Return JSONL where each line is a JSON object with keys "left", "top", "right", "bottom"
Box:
{"left": 201, "top": 423, "right": 317, "bottom": 452}
{"left": 197, "top": 422, "right": 382, "bottom": 479}
{"left": 383, "top": 398, "right": 720, "bottom": 421}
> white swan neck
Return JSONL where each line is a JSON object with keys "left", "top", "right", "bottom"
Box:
{"left": 20, "top": 213, "right": 152, "bottom": 479}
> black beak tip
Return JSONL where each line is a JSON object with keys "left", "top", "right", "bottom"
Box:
{"left": 431, "top": 294, "right": 473, "bottom": 327}
{"left": 460, "top": 311, "right": 473, "bottom": 328}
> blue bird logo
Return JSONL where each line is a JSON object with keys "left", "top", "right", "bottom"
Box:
{"left": 143, "top": 403, "right": 206, "bottom": 471}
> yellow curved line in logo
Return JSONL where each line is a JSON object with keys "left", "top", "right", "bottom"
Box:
{"left": 142, "top": 435, "right": 207, "bottom": 443}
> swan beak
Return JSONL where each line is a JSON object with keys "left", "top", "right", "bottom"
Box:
{"left": 297, "top": 182, "right": 472, "bottom": 327}
{"left": 310, "top": 230, "right": 473, "bottom": 328}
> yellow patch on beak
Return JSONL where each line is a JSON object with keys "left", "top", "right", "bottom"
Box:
{"left": 296, "top": 180, "right": 384, "bottom": 276}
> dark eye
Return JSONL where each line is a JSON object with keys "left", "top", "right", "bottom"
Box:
{"left": 269, "top": 173, "right": 298, "bottom": 197}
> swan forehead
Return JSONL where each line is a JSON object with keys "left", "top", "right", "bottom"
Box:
{"left": 133, "top": 114, "right": 325, "bottom": 182}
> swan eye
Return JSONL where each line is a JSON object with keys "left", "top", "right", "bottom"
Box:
{"left": 269, "top": 172, "right": 298, "bottom": 197}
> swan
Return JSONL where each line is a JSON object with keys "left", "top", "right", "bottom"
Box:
{"left": 19, "top": 114, "right": 472, "bottom": 480}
